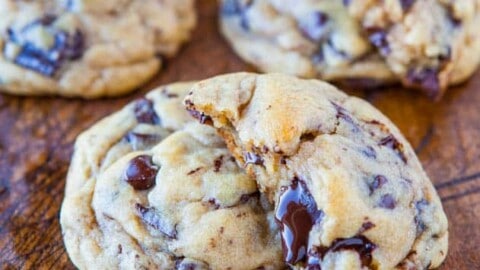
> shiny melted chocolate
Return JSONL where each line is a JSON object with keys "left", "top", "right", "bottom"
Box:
{"left": 275, "top": 178, "right": 323, "bottom": 264}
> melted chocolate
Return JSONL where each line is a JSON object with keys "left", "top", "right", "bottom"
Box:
{"left": 313, "top": 236, "right": 377, "bottom": 267}
{"left": 123, "top": 155, "right": 159, "bottom": 190}
{"left": 134, "top": 98, "right": 161, "bottom": 124}
{"left": 275, "top": 178, "right": 323, "bottom": 264}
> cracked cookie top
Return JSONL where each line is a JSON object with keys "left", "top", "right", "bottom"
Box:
{"left": 60, "top": 82, "right": 284, "bottom": 269}
{"left": 0, "top": 0, "right": 196, "bottom": 98}
{"left": 185, "top": 73, "right": 448, "bottom": 269}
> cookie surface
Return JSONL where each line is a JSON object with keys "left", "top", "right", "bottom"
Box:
{"left": 60, "top": 83, "right": 284, "bottom": 269}
{"left": 219, "top": 0, "right": 480, "bottom": 98}
{"left": 0, "top": 0, "right": 195, "bottom": 98}
{"left": 185, "top": 73, "right": 449, "bottom": 269}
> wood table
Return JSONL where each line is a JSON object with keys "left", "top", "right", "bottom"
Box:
{"left": 0, "top": 1, "right": 479, "bottom": 269}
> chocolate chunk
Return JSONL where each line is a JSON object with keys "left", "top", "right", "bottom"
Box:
{"left": 342, "top": 0, "right": 351, "bottom": 6}
{"left": 135, "top": 203, "right": 177, "bottom": 238}
{"left": 134, "top": 98, "right": 161, "bottom": 124}
{"left": 123, "top": 155, "right": 159, "bottom": 190}
{"left": 214, "top": 155, "right": 223, "bottom": 172}
{"left": 406, "top": 68, "right": 440, "bottom": 98}
{"left": 367, "top": 28, "right": 390, "bottom": 55}
{"left": 14, "top": 45, "right": 59, "bottom": 76}
{"left": 378, "top": 194, "right": 396, "bottom": 209}
{"left": 379, "top": 135, "right": 407, "bottom": 163}
{"left": 275, "top": 178, "right": 323, "bottom": 264}
{"left": 399, "top": 0, "right": 416, "bottom": 11}
{"left": 244, "top": 152, "right": 264, "bottom": 166}
{"left": 6, "top": 16, "right": 85, "bottom": 77}
{"left": 300, "top": 11, "right": 330, "bottom": 42}
{"left": 207, "top": 198, "right": 221, "bottom": 210}
{"left": 369, "top": 175, "right": 388, "bottom": 195}
{"left": 125, "top": 132, "right": 162, "bottom": 150}
{"left": 309, "top": 235, "right": 377, "bottom": 267}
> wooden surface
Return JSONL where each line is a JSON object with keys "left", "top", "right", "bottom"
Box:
{"left": 0, "top": 1, "right": 479, "bottom": 269}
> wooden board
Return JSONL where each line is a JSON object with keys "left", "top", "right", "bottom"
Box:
{"left": 0, "top": 1, "right": 479, "bottom": 269}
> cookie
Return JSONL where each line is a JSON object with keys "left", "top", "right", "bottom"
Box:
{"left": 185, "top": 73, "right": 449, "bottom": 269}
{"left": 219, "top": 0, "right": 480, "bottom": 98}
{"left": 0, "top": 0, "right": 196, "bottom": 98}
{"left": 60, "top": 82, "right": 284, "bottom": 269}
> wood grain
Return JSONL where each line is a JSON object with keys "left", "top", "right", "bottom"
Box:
{"left": 0, "top": 1, "right": 479, "bottom": 269}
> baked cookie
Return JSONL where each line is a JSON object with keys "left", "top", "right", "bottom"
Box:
{"left": 219, "top": 0, "right": 480, "bottom": 98}
{"left": 0, "top": 0, "right": 195, "bottom": 98}
{"left": 185, "top": 73, "right": 449, "bottom": 269}
{"left": 60, "top": 82, "right": 284, "bottom": 269}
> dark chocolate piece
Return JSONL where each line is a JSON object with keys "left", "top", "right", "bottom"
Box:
{"left": 134, "top": 98, "right": 161, "bottom": 125}
{"left": 275, "top": 178, "right": 323, "bottom": 264}
{"left": 123, "top": 155, "right": 159, "bottom": 190}
{"left": 135, "top": 203, "right": 177, "bottom": 238}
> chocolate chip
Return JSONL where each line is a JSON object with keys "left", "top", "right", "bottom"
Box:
{"left": 123, "top": 155, "right": 159, "bottom": 190}
{"left": 379, "top": 135, "right": 407, "bottom": 163}
{"left": 187, "top": 167, "right": 202, "bottom": 175}
{"left": 300, "top": 11, "right": 330, "bottom": 42}
{"left": 244, "top": 152, "right": 264, "bottom": 166}
{"left": 358, "top": 221, "right": 376, "bottom": 234}
{"left": 221, "top": 0, "right": 252, "bottom": 30}
{"left": 399, "top": 0, "right": 416, "bottom": 11}
{"left": 406, "top": 68, "right": 440, "bottom": 98}
{"left": 175, "top": 258, "right": 208, "bottom": 270}
{"left": 308, "top": 235, "right": 377, "bottom": 268}
{"left": 378, "top": 194, "right": 396, "bottom": 209}
{"left": 362, "top": 146, "right": 377, "bottom": 159}
{"left": 414, "top": 199, "right": 429, "bottom": 235}
{"left": 342, "top": 0, "right": 351, "bottom": 6}
{"left": 134, "top": 98, "right": 161, "bottom": 124}
{"left": 239, "top": 191, "right": 260, "bottom": 204}
{"left": 186, "top": 108, "right": 213, "bottom": 125}
{"left": 125, "top": 132, "right": 162, "bottom": 150}
{"left": 161, "top": 88, "right": 179, "bottom": 98}
{"left": 14, "top": 45, "right": 58, "bottom": 76}
{"left": 275, "top": 178, "right": 323, "bottom": 264}
{"left": 214, "top": 155, "right": 223, "bottom": 172}
{"left": 367, "top": 28, "right": 390, "bottom": 55}
{"left": 300, "top": 132, "right": 317, "bottom": 142}
{"left": 332, "top": 102, "right": 360, "bottom": 132}
{"left": 369, "top": 175, "right": 388, "bottom": 195}
{"left": 207, "top": 198, "right": 221, "bottom": 210}
{"left": 135, "top": 203, "right": 177, "bottom": 238}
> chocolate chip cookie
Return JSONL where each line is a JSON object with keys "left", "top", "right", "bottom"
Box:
{"left": 0, "top": 0, "right": 196, "bottom": 98}
{"left": 185, "top": 73, "right": 449, "bottom": 269}
{"left": 219, "top": 0, "right": 480, "bottom": 98}
{"left": 60, "top": 82, "right": 283, "bottom": 269}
